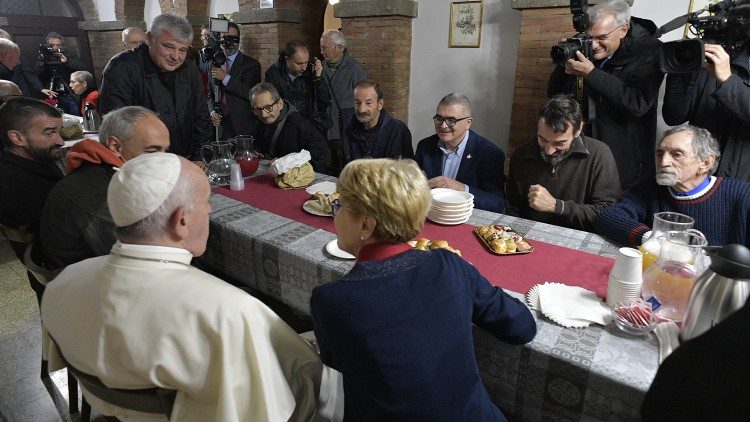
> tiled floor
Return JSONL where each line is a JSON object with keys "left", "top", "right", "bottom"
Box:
{"left": 0, "top": 239, "right": 78, "bottom": 422}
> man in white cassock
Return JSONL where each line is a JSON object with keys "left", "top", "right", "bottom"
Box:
{"left": 41, "top": 152, "right": 341, "bottom": 421}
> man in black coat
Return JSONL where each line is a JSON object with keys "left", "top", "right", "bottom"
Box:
{"left": 0, "top": 29, "right": 55, "bottom": 101}
{"left": 248, "top": 82, "right": 327, "bottom": 173}
{"left": 548, "top": 0, "right": 663, "bottom": 191}
{"left": 206, "top": 22, "right": 261, "bottom": 139}
{"left": 36, "top": 32, "right": 86, "bottom": 115}
{"left": 264, "top": 40, "right": 331, "bottom": 136}
{"left": 100, "top": 13, "right": 212, "bottom": 165}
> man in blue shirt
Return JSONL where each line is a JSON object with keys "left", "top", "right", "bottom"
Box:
{"left": 415, "top": 93, "right": 507, "bottom": 212}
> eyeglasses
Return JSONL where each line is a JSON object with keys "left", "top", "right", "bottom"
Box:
{"left": 331, "top": 198, "right": 347, "bottom": 216}
{"left": 251, "top": 101, "right": 278, "bottom": 115}
{"left": 589, "top": 25, "right": 624, "bottom": 42}
{"left": 433, "top": 115, "right": 470, "bottom": 128}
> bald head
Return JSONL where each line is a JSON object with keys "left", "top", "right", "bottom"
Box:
{"left": 0, "top": 29, "right": 11, "bottom": 41}
{"left": 0, "top": 39, "right": 20, "bottom": 70}
{"left": 0, "top": 80, "right": 21, "bottom": 98}
{"left": 122, "top": 27, "right": 146, "bottom": 49}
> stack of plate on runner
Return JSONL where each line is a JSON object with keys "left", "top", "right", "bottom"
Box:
{"left": 427, "top": 188, "right": 474, "bottom": 225}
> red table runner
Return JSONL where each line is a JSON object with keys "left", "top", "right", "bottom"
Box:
{"left": 215, "top": 175, "right": 613, "bottom": 297}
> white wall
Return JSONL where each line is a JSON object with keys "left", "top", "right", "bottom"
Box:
{"left": 409, "top": 0, "right": 521, "bottom": 150}
{"left": 209, "top": 0, "right": 239, "bottom": 18}
{"left": 95, "top": 0, "right": 115, "bottom": 21}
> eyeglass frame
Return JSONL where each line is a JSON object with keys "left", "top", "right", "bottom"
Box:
{"left": 588, "top": 24, "right": 625, "bottom": 42}
{"left": 433, "top": 114, "right": 471, "bottom": 128}
{"left": 331, "top": 198, "right": 351, "bottom": 216}
{"left": 251, "top": 99, "right": 280, "bottom": 115}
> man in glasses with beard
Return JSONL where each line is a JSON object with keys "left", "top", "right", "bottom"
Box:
{"left": 595, "top": 124, "right": 750, "bottom": 247}
{"left": 506, "top": 95, "right": 620, "bottom": 231}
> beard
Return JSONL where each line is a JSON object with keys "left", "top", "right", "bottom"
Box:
{"left": 27, "top": 143, "right": 63, "bottom": 161}
{"left": 356, "top": 112, "right": 373, "bottom": 124}
{"left": 656, "top": 168, "right": 679, "bottom": 186}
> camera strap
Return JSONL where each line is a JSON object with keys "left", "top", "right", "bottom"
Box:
{"left": 575, "top": 76, "right": 584, "bottom": 103}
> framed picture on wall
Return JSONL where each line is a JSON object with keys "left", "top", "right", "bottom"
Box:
{"left": 449, "top": 1, "right": 483, "bottom": 48}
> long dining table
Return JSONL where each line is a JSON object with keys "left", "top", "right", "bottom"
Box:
{"left": 199, "top": 163, "right": 659, "bottom": 421}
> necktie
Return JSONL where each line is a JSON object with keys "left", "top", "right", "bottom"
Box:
{"left": 221, "top": 58, "right": 231, "bottom": 114}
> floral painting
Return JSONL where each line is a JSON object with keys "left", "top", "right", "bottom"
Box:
{"left": 449, "top": 1, "right": 483, "bottom": 48}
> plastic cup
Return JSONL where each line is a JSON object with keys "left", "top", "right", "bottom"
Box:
{"left": 610, "top": 247, "right": 643, "bottom": 283}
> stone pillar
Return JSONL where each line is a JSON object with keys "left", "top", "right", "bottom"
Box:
{"left": 508, "top": 0, "right": 633, "bottom": 153}
{"left": 334, "top": 0, "right": 418, "bottom": 123}
{"left": 232, "top": 8, "right": 304, "bottom": 72}
{"left": 79, "top": 20, "right": 146, "bottom": 81}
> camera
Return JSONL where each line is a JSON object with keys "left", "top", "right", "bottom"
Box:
{"left": 200, "top": 17, "right": 240, "bottom": 68}
{"left": 37, "top": 44, "right": 67, "bottom": 94}
{"left": 551, "top": 0, "right": 594, "bottom": 65}
{"left": 37, "top": 44, "right": 61, "bottom": 65}
{"left": 660, "top": 1, "right": 750, "bottom": 73}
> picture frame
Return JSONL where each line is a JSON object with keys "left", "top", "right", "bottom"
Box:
{"left": 449, "top": 1, "right": 483, "bottom": 48}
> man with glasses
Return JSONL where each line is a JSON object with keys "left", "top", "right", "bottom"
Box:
{"left": 121, "top": 27, "right": 146, "bottom": 50}
{"left": 415, "top": 93, "right": 506, "bottom": 212}
{"left": 506, "top": 95, "right": 620, "bottom": 231}
{"left": 548, "top": 0, "right": 663, "bottom": 192}
{"left": 248, "top": 82, "right": 327, "bottom": 173}
{"left": 342, "top": 80, "right": 413, "bottom": 164}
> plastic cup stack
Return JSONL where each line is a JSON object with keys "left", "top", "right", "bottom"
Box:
{"left": 606, "top": 247, "right": 644, "bottom": 307}
{"left": 229, "top": 162, "right": 245, "bottom": 191}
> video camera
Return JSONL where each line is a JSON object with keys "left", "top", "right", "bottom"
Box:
{"left": 200, "top": 17, "right": 240, "bottom": 68}
{"left": 550, "top": 0, "right": 594, "bottom": 66}
{"left": 37, "top": 44, "right": 68, "bottom": 94}
{"left": 661, "top": 0, "right": 750, "bottom": 73}
{"left": 37, "top": 44, "right": 62, "bottom": 65}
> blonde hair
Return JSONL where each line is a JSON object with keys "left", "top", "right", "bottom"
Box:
{"left": 337, "top": 159, "right": 431, "bottom": 243}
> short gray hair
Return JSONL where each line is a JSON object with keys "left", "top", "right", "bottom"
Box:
{"left": 249, "top": 82, "right": 280, "bottom": 103}
{"left": 661, "top": 124, "right": 721, "bottom": 174}
{"left": 70, "top": 70, "right": 95, "bottom": 89}
{"left": 45, "top": 32, "right": 64, "bottom": 44}
{"left": 438, "top": 92, "right": 472, "bottom": 116}
{"left": 0, "top": 29, "right": 11, "bottom": 40}
{"left": 150, "top": 14, "right": 193, "bottom": 43}
{"left": 114, "top": 165, "right": 194, "bottom": 241}
{"left": 590, "top": 0, "right": 631, "bottom": 28}
{"left": 0, "top": 38, "right": 19, "bottom": 53}
{"left": 322, "top": 29, "right": 346, "bottom": 49}
{"left": 99, "top": 106, "right": 159, "bottom": 146}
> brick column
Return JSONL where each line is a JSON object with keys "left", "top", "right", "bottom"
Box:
{"left": 79, "top": 20, "right": 146, "bottom": 81}
{"left": 334, "top": 0, "right": 418, "bottom": 123}
{"left": 232, "top": 7, "right": 304, "bottom": 72}
{"left": 508, "top": 0, "right": 633, "bottom": 154}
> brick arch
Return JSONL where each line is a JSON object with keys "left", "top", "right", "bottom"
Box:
{"left": 117, "top": 0, "right": 146, "bottom": 21}
{"left": 73, "top": 0, "right": 99, "bottom": 21}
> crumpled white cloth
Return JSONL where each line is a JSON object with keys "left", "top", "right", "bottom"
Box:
{"left": 271, "top": 149, "right": 312, "bottom": 175}
{"left": 533, "top": 282, "right": 612, "bottom": 328}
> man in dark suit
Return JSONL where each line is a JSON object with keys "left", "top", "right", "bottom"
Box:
{"left": 206, "top": 22, "right": 261, "bottom": 139}
{"left": 415, "top": 93, "right": 506, "bottom": 212}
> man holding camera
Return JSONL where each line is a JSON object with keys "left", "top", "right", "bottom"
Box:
{"left": 100, "top": 14, "right": 212, "bottom": 165}
{"left": 663, "top": 25, "right": 750, "bottom": 182}
{"left": 205, "top": 21, "right": 261, "bottom": 140}
{"left": 37, "top": 32, "right": 85, "bottom": 115}
{"left": 548, "top": 0, "right": 663, "bottom": 192}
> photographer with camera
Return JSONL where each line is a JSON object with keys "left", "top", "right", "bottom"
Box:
{"left": 0, "top": 29, "right": 56, "bottom": 102}
{"left": 548, "top": 0, "right": 663, "bottom": 192}
{"left": 265, "top": 40, "right": 331, "bottom": 138}
{"left": 37, "top": 32, "right": 85, "bottom": 115}
{"left": 662, "top": 6, "right": 750, "bottom": 183}
{"left": 203, "top": 21, "right": 261, "bottom": 140}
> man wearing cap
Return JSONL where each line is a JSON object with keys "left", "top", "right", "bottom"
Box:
{"left": 39, "top": 106, "right": 170, "bottom": 270}
{"left": 41, "top": 153, "right": 341, "bottom": 421}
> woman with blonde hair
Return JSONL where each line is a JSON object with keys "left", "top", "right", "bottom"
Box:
{"left": 310, "top": 158, "right": 536, "bottom": 421}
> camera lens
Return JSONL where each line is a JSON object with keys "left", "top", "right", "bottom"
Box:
{"left": 551, "top": 44, "right": 579, "bottom": 65}
{"left": 660, "top": 39, "right": 704, "bottom": 73}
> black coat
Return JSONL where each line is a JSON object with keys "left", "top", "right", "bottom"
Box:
{"left": 663, "top": 46, "right": 750, "bottom": 182}
{"left": 99, "top": 44, "right": 212, "bottom": 160}
{"left": 342, "top": 109, "right": 413, "bottom": 164}
{"left": 207, "top": 51, "right": 261, "bottom": 137}
{"left": 264, "top": 57, "right": 331, "bottom": 130}
{"left": 549, "top": 17, "right": 664, "bottom": 191}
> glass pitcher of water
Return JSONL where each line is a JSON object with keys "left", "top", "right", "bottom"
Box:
{"left": 639, "top": 212, "right": 695, "bottom": 271}
{"left": 201, "top": 140, "right": 235, "bottom": 186}
{"left": 641, "top": 229, "right": 708, "bottom": 322}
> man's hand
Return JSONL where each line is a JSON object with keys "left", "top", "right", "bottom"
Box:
{"left": 54, "top": 52, "right": 68, "bottom": 63}
{"left": 528, "top": 184, "right": 557, "bottom": 213}
{"left": 210, "top": 111, "right": 221, "bottom": 127}
{"left": 564, "top": 51, "right": 595, "bottom": 77}
{"left": 427, "top": 176, "right": 465, "bottom": 191}
{"left": 313, "top": 57, "right": 323, "bottom": 78}
{"left": 704, "top": 44, "right": 732, "bottom": 85}
{"left": 211, "top": 66, "right": 227, "bottom": 81}
{"left": 41, "top": 89, "right": 57, "bottom": 98}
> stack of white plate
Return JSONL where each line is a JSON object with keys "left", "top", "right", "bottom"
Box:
{"left": 427, "top": 188, "right": 474, "bottom": 225}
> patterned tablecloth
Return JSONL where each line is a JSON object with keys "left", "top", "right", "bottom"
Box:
{"left": 200, "top": 166, "right": 658, "bottom": 422}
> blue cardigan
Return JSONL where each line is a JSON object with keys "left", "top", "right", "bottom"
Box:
{"left": 415, "top": 131, "right": 507, "bottom": 212}
{"left": 310, "top": 247, "right": 537, "bottom": 421}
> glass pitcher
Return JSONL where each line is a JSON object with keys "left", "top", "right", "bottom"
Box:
{"left": 232, "top": 135, "right": 260, "bottom": 177}
{"left": 201, "top": 140, "right": 235, "bottom": 186}
{"left": 641, "top": 229, "right": 708, "bottom": 322}
{"left": 639, "top": 212, "right": 695, "bottom": 271}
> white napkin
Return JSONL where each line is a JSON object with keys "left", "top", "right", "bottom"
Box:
{"left": 535, "top": 282, "right": 612, "bottom": 328}
{"left": 271, "top": 149, "right": 312, "bottom": 175}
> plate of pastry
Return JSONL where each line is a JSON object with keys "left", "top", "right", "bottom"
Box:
{"left": 303, "top": 191, "right": 339, "bottom": 217}
{"left": 407, "top": 238, "right": 462, "bottom": 256}
{"left": 474, "top": 225, "right": 533, "bottom": 255}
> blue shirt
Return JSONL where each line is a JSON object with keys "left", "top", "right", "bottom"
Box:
{"left": 438, "top": 130, "right": 470, "bottom": 191}
{"left": 221, "top": 51, "right": 238, "bottom": 86}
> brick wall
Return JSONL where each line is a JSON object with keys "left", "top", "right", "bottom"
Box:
{"left": 87, "top": 31, "right": 125, "bottom": 81}
{"left": 244, "top": 22, "right": 304, "bottom": 72}
{"left": 509, "top": 6, "right": 570, "bottom": 154}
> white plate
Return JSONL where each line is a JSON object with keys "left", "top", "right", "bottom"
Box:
{"left": 306, "top": 181, "right": 337, "bottom": 195}
{"left": 427, "top": 214, "right": 470, "bottom": 225}
{"left": 302, "top": 200, "right": 332, "bottom": 217}
{"left": 325, "top": 239, "right": 356, "bottom": 259}
{"left": 431, "top": 190, "right": 474, "bottom": 204}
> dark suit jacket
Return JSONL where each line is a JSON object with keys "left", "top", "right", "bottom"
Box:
{"left": 415, "top": 131, "right": 507, "bottom": 213}
{"left": 207, "top": 51, "right": 261, "bottom": 137}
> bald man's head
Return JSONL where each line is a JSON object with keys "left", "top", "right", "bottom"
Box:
{"left": 0, "top": 80, "right": 21, "bottom": 97}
